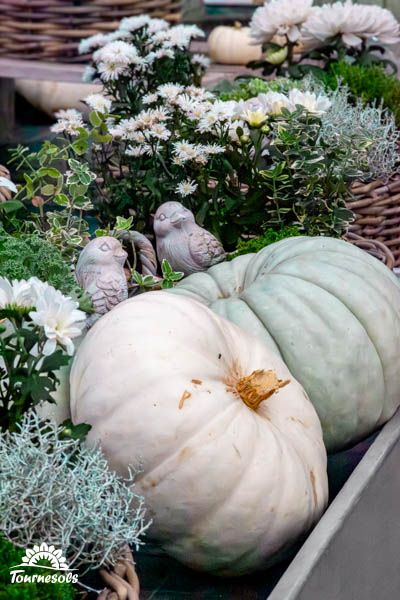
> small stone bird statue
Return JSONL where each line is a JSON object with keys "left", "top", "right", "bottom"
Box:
{"left": 75, "top": 236, "right": 128, "bottom": 326}
{"left": 153, "top": 201, "right": 226, "bottom": 276}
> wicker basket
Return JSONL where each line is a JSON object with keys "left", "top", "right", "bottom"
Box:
{"left": 345, "top": 174, "right": 400, "bottom": 269}
{"left": 0, "top": 0, "right": 182, "bottom": 62}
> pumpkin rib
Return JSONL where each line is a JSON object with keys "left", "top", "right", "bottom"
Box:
{"left": 240, "top": 273, "right": 385, "bottom": 449}
{"left": 264, "top": 266, "right": 388, "bottom": 422}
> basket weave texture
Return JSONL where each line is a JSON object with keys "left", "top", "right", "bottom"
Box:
{"left": 345, "top": 174, "right": 400, "bottom": 269}
{"left": 0, "top": 0, "right": 182, "bottom": 62}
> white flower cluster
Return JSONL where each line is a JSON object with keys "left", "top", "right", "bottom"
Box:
{"left": 79, "top": 16, "right": 207, "bottom": 83}
{"left": 250, "top": 0, "right": 400, "bottom": 49}
{"left": 0, "top": 277, "right": 85, "bottom": 356}
{"left": 236, "top": 89, "right": 332, "bottom": 125}
{"left": 50, "top": 109, "right": 85, "bottom": 137}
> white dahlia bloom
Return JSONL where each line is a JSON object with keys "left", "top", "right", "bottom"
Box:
{"left": 302, "top": 1, "right": 400, "bottom": 49}
{"left": 288, "top": 89, "right": 331, "bottom": 115}
{"left": 29, "top": 286, "right": 85, "bottom": 356}
{"left": 250, "top": 0, "right": 313, "bottom": 44}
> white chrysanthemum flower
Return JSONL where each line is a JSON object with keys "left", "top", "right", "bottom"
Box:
{"left": 147, "top": 18, "right": 169, "bottom": 34}
{"left": 29, "top": 286, "right": 85, "bottom": 356}
{"left": 97, "top": 62, "right": 128, "bottom": 82}
{"left": 157, "top": 83, "right": 184, "bottom": 102}
{"left": 302, "top": 1, "right": 400, "bottom": 49}
{"left": 78, "top": 33, "right": 109, "bottom": 55}
{"left": 82, "top": 65, "right": 96, "bottom": 83}
{"left": 148, "top": 123, "right": 171, "bottom": 141}
{"left": 173, "top": 141, "right": 208, "bottom": 164}
{"left": 125, "top": 145, "right": 148, "bottom": 157}
{"left": 203, "top": 143, "right": 225, "bottom": 156}
{"left": 242, "top": 108, "right": 270, "bottom": 127}
{"left": 258, "top": 91, "right": 292, "bottom": 115}
{"left": 84, "top": 93, "right": 112, "bottom": 113}
{"left": 185, "top": 86, "right": 214, "bottom": 100}
{"left": 197, "top": 100, "right": 236, "bottom": 132}
{"left": 50, "top": 109, "right": 85, "bottom": 137}
{"left": 142, "top": 93, "right": 159, "bottom": 105}
{"left": 161, "top": 24, "right": 205, "bottom": 49}
{"left": 93, "top": 41, "right": 139, "bottom": 65}
{"left": 0, "top": 278, "right": 33, "bottom": 310}
{"left": 250, "top": 0, "right": 313, "bottom": 44}
{"left": 288, "top": 89, "right": 331, "bottom": 115}
{"left": 176, "top": 179, "right": 198, "bottom": 197}
{"left": 119, "top": 15, "right": 151, "bottom": 32}
{"left": 192, "top": 53, "right": 211, "bottom": 69}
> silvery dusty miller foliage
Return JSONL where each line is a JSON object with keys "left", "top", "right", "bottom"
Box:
{"left": 0, "top": 411, "right": 149, "bottom": 572}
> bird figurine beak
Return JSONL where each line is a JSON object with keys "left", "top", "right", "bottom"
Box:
{"left": 170, "top": 212, "right": 187, "bottom": 226}
{"left": 115, "top": 250, "right": 128, "bottom": 263}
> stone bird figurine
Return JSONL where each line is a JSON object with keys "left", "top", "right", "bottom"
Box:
{"left": 75, "top": 236, "right": 128, "bottom": 326}
{"left": 153, "top": 201, "right": 226, "bottom": 276}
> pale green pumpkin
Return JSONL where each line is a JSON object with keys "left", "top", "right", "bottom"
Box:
{"left": 171, "top": 236, "right": 400, "bottom": 452}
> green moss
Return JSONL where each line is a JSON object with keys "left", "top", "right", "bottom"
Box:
{"left": 227, "top": 226, "right": 301, "bottom": 260}
{"left": 0, "top": 536, "right": 76, "bottom": 600}
{"left": 318, "top": 61, "right": 400, "bottom": 127}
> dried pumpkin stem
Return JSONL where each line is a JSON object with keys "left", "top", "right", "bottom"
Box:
{"left": 237, "top": 369, "right": 289, "bottom": 410}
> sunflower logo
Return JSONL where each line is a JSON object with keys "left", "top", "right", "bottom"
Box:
{"left": 14, "top": 542, "right": 69, "bottom": 571}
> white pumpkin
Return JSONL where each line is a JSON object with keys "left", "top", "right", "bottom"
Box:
{"left": 16, "top": 80, "right": 100, "bottom": 117}
{"left": 208, "top": 22, "right": 263, "bottom": 65}
{"left": 70, "top": 292, "right": 328, "bottom": 575}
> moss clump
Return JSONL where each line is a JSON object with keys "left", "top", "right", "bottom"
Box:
{"left": 318, "top": 61, "right": 400, "bottom": 128}
{"left": 228, "top": 226, "right": 301, "bottom": 260}
{"left": 0, "top": 536, "right": 76, "bottom": 600}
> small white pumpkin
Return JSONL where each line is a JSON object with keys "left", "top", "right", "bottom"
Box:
{"left": 70, "top": 292, "right": 328, "bottom": 575}
{"left": 208, "top": 22, "right": 263, "bottom": 65}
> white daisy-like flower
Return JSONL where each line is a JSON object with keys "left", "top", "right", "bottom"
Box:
{"left": 119, "top": 15, "right": 151, "bottom": 32}
{"left": 196, "top": 101, "right": 236, "bottom": 133}
{"left": 29, "top": 286, "right": 85, "bottom": 356}
{"left": 125, "top": 145, "right": 148, "bottom": 157}
{"left": 161, "top": 24, "right": 205, "bottom": 50}
{"left": 97, "top": 62, "right": 128, "bottom": 82}
{"left": 148, "top": 123, "right": 171, "bottom": 141}
{"left": 142, "top": 93, "right": 159, "bottom": 105}
{"left": 93, "top": 41, "right": 139, "bottom": 66}
{"left": 250, "top": 0, "right": 313, "bottom": 44}
{"left": 157, "top": 83, "right": 185, "bottom": 102}
{"left": 176, "top": 179, "right": 198, "bottom": 197}
{"left": 84, "top": 93, "right": 112, "bottom": 113}
{"left": 82, "top": 65, "right": 96, "bottom": 83}
{"left": 191, "top": 53, "right": 211, "bottom": 69}
{"left": 147, "top": 18, "right": 169, "bottom": 34}
{"left": 288, "top": 89, "right": 331, "bottom": 115}
{"left": 228, "top": 119, "right": 250, "bottom": 143}
{"left": 203, "top": 143, "right": 226, "bottom": 155}
{"left": 78, "top": 33, "right": 109, "bottom": 55}
{"left": 185, "top": 86, "right": 214, "bottom": 100}
{"left": 51, "top": 109, "right": 85, "bottom": 137}
{"left": 173, "top": 141, "right": 208, "bottom": 165}
{"left": 302, "top": 1, "right": 400, "bottom": 49}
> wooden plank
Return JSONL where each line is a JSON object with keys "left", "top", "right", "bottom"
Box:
{"left": 0, "top": 58, "right": 85, "bottom": 83}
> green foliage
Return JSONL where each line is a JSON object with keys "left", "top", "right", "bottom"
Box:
{"left": 0, "top": 231, "right": 74, "bottom": 296}
{"left": 217, "top": 77, "right": 296, "bottom": 102}
{"left": 8, "top": 142, "right": 94, "bottom": 261}
{"left": 132, "top": 259, "right": 184, "bottom": 291}
{"left": 317, "top": 61, "right": 400, "bottom": 128}
{"left": 228, "top": 227, "right": 301, "bottom": 260}
{"left": 0, "top": 536, "right": 76, "bottom": 600}
{"left": 0, "top": 231, "right": 91, "bottom": 311}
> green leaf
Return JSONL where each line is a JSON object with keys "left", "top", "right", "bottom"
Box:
{"left": 40, "top": 351, "right": 71, "bottom": 373}
{"left": 37, "top": 167, "right": 61, "bottom": 179}
{"left": 41, "top": 183, "right": 55, "bottom": 196}
{"left": 161, "top": 259, "right": 172, "bottom": 276}
{"left": 0, "top": 199, "right": 24, "bottom": 214}
{"left": 71, "top": 139, "right": 89, "bottom": 156}
{"left": 89, "top": 111, "right": 102, "bottom": 128}
{"left": 59, "top": 419, "right": 92, "bottom": 442}
{"left": 54, "top": 193, "right": 69, "bottom": 207}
